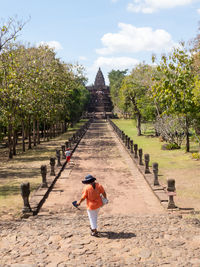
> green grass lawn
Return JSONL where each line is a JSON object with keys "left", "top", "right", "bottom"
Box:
{"left": 112, "top": 119, "right": 200, "bottom": 212}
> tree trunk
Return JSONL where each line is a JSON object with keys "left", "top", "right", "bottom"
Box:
{"left": 43, "top": 121, "right": 46, "bottom": 141}
{"left": 50, "top": 124, "right": 53, "bottom": 139}
{"left": 8, "top": 123, "right": 13, "bottom": 159}
{"left": 46, "top": 122, "right": 50, "bottom": 141}
{"left": 47, "top": 127, "right": 50, "bottom": 141}
{"left": 28, "top": 118, "right": 32, "bottom": 149}
{"left": 64, "top": 121, "right": 67, "bottom": 132}
{"left": 131, "top": 96, "right": 142, "bottom": 136}
{"left": 25, "top": 127, "right": 28, "bottom": 139}
{"left": 53, "top": 124, "right": 56, "bottom": 138}
{"left": 12, "top": 129, "right": 17, "bottom": 156}
{"left": 185, "top": 117, "right": 190, "bottom": 152}
{"left": 22, "top": 120, "right": 26, "bottom": 152}
{"left": 33, "top": 119, "right": 36, "bottom": 146}
{"left": 15, "top": 131, "right": 18, "bottom": 145}
{"left": 37, "top": 120, "right": 40, "bottom": 144}
{"left": 136, "top": 113, "right": 142, "bottom": 136}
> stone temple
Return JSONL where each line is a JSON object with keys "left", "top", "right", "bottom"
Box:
{"left": 86, "top": 68, "right": 113, "bottom": 116}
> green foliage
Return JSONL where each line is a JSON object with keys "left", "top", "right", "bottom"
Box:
{"left": 191, "top": 152, "right": 200, "bottom": 160}
{"left": 152, "top": 43, "right": 199, "bottom": 152}
{"left": 164, "top": 143, "right": 180, "bottom": 150}
{"left": 119, "top": 64, "right": 156, "bottom": 119}
{"left": 118, "top": 63, "right": 157, "bottom": 135}
{"left": 152, "top": 44, "right": 196, "bottom": 116}
{"left": 108, "top": 69, "right": 128, "bottom": 111}
{"left": 0, "top": 42, "right": 89, "bottom": 154}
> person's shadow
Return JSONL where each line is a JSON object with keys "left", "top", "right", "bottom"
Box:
{"left": 99, "top": 231, "right": 136, "bottom": 239}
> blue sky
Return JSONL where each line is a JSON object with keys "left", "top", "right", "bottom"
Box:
{"left": 1, "top": 0, "right": 200, "bottom": 84}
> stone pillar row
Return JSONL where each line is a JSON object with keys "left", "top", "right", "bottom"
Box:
{"left": 108, "top": 118, "right": 177, "bottom": 210}
{"left": 20, "top": 119, "right": 92, "bottom": 215}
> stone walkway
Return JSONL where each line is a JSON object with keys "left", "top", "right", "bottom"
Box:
{"left": 1, "top": 213, "right": 200, "bottom": 266}
{"left": 39, "top": 120, "right": 164, "bottom": 216}
{"left": 1, "top": 120, "right": 200, "bottom": 266}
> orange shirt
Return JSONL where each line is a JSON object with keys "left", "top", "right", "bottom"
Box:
{"left": 82, "top": 183, "right": 105, "bottom": 210}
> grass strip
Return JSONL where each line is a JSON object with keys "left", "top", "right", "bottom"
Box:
{"left": 112, "top": 119, "right": 200, "bottom": 214}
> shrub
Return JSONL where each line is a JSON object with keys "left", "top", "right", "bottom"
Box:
{"left": 155, "top": 115, "right": 185, "bottom": 147}
{"left": 161, "top": 143, "right": 180, "bottom": 150}
{"left": 192, "top": 153, "right": 200, "bottom": 160}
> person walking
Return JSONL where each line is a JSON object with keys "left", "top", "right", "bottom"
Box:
{"left": 76, "top": 174, "right": 107, "bottom": 237}
{"left": 65, "top": 148, "right": 71, "bottom": 163}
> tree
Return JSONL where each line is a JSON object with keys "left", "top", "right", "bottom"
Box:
{"left": 108, "top": 69, "right": 127, "bottom": 113}
{"left": 119, "top": 63, "right": 156, "bottom": 135}
{"left": 0, "top": 17, "right": 89, "bottom": 159}
{"left": 0, "top": 16, "right": 29, "bottom": 52}
{"left": 0, "top": 43, "right": 89, "bottom": 158}
{"left": 152, "top": 43, "right": 197, "bottom": 152}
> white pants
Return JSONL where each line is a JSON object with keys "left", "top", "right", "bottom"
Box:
{"left": 87, "top": 208, "right": 100, "bottom": 230}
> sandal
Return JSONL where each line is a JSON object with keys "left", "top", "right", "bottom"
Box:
{"left": 91, "top": 231, "right": 100, "bottom": 237}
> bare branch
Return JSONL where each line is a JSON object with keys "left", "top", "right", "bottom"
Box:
{"left": 0, "top": 16, "right": 30, "bottom": 52}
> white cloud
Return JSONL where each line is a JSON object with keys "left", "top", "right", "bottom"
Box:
{"left": 197, "top": 8, "right": 200, "bottom": 14}
{"left": 127, "top": 0, "right": 195, "bottom": 13}
{"left": 111, "top": 0, "right": 119, "bottom": 2}
{"left": 93, "top": 56, "right": 139, "bottom": 69}
{"left": 96, "top": 23, "right": 176, "bottom": 55}
{"left": 37, "top": 41, "right": 63, "bottom": 51}
{"left": 87, "top": 56, "right": 139, "bottom": 85}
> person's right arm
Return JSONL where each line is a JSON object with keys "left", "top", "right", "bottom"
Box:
{"left": 102, "top": 191, "right": 107, "bottom": 199}
{"left": 77, "top": 197, "right": 85, "bottom": 206}
{"left": 77, "top": 187, "right": 87, "bottom": 206}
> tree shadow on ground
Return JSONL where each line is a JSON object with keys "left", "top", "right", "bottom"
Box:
{"left": 99, "top": 231, "right": 136, "bottom": 239}
{"left": 14, "top": 156, "right": 50, "bottom": 163}
{"left": 0, "top": 181, "right": 41, "bottom": 197}
{"left": 0, "top": 169, "right": 39, "bottom": 179}
{"left": 0, "top": 184, "right": 20, "bottom": 196}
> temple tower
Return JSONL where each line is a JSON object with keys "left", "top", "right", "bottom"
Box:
{"left": 86, "top": 68, "right": 113, "bottom": 114}
{"left": 94, "top": 68, "right": 106, "bottom": 88}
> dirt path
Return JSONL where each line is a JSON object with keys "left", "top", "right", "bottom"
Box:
{"left": 1, "top": 120, "right": 200, "bottom": 266}
{"left": 40, "top": 120, "right": 164, "bottom": 216}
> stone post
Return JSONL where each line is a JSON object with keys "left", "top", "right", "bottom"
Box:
{"left": 69, "top": 137, "right": 72, "bottom": 144}
{"left": 122, "top": 131, "right": 125, "bottom": 142}
{"left": 50, "top": 157, "right": 56, "bottom": 176}
{"left": 61, "top": 145, "right": 65, "bottom": 159}
{"left": 120, "top": 130, "right": 122, "bottom": 139}
{"left": 125, "top": 135, "right": 128, "bottom": 146}
{"left": 134, "top": 144, "right": 138, "bottom": 158}
{"left": 65, "top": 141, "right": 69, "bottom": 149}
{"left": 73, "top": 133, "right": 76, "bottom": 142}
{"left": 20, "top": 182, "right": 32, "bottom": 213}
{"left": 127, "top": 137, "right": 130, "bottom": 149}
{"left": 68, "top": 140, "right": 71, "bottom": 148}
{"left": 153, "top": 162, "right": 159, "bottom": 186}
{"left": 144, "top": 154, "right": 150, "bottom": 174}
{"left": 167, "top": 179, "right": 176, "bottom": 209}
{"left": 56, "top": 149, "right": 62, "bottom": 167}
{"left": 130, "top": 140, "right": 133, "bottom": 153}
{"left": 41, "top": 165, "right": 47, "bottom": 188}
{"left": 138, "top": 148, "right": 143, "bottom": 165}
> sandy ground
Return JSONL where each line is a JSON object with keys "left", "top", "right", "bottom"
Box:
{"left": 40, "top": 120, "right": 164, "bottom": 216}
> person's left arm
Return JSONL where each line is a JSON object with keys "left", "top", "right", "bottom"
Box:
{"left": 99, "top": 184, "right": 107, "bottom": 199}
